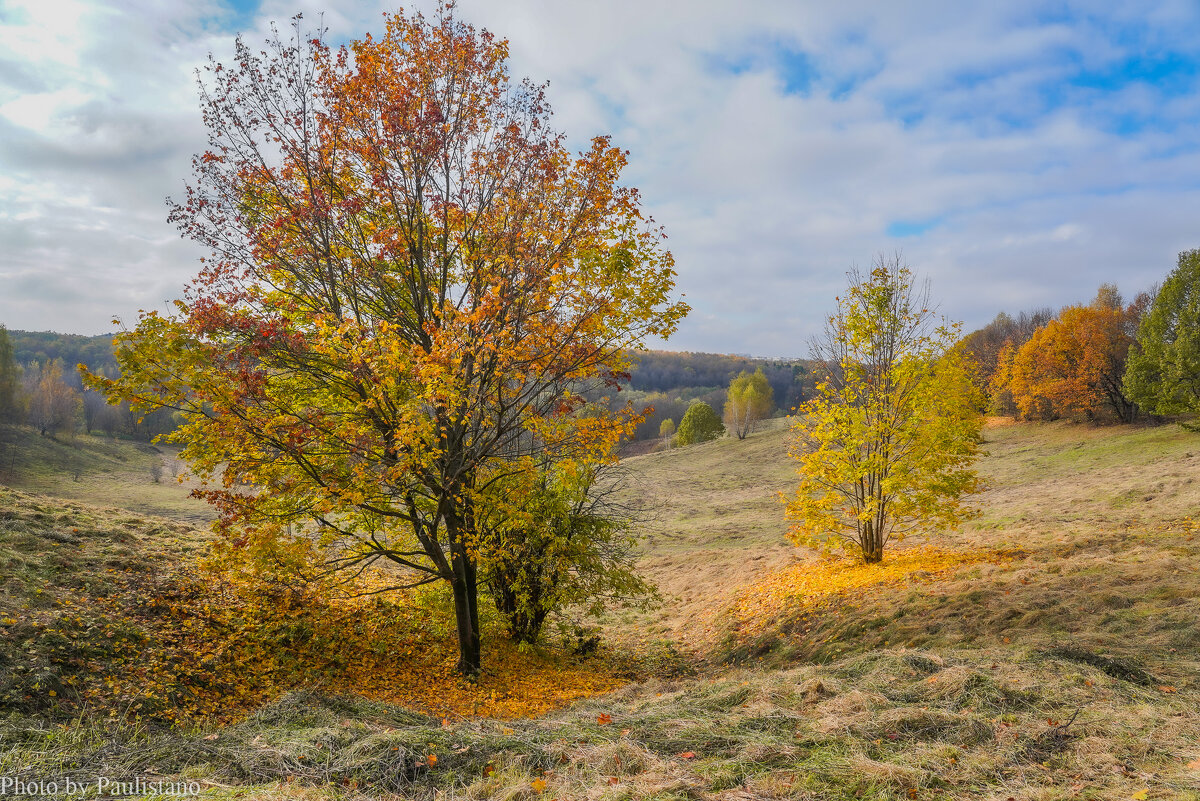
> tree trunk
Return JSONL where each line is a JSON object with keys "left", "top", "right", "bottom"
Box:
{"left": 450, "top": 546, "right": 481, "bottom": 676}
{"left": 447, "top": 502, "right": 481, "bottom": 676}
{"left": 861, "top": 520, "right": 884, "bottom": 564}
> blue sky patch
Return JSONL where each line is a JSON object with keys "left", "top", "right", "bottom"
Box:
{"left": 220, "top": 0, "right": 260, "bottom": 32}
{"left": 704, "top": 40, "right": 817, "bottom": 96}
{"left": 776, "top": 47, "right": 816, "bottom": 95}
{"left": 1071, "top": 52, "right": 1199, "bottom": 95}
{"left": 886, "top": 218, "right": 942, "bottom": 238}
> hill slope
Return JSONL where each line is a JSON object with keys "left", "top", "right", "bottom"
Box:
{"left": 0, "top": 425, "right": 213, "bottom": 523}
{"left": 2, "top": 420, "right": 1200, "bottom": 799}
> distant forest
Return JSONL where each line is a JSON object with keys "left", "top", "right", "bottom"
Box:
{"left": 628, "top": 351, "right": 815, "bottom": 408}
{"left": 9, "top": 330, "right": 118, "bottom": 375}
{"left": 5, "top": 329, "right": 175, "bottom": 440}
{"left": 617, "top": 351, "right": 818, "bottom": 441}
{"left": 3, "top": 330, "right": 819, "bottom": 444}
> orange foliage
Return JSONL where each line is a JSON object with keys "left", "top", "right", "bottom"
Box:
{"left": 732, "top": 546, "right": 1009, "bottom": 637}
{"left": 1007, "top": 291, "right": 1140, "bottom": 423}
{"left": 40, "top": 555, "right": 621, "bottom": 725}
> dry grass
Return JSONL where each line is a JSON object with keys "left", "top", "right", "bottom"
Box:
{"left": 6, "top": 648, "right": 1198, "bottom": 800}
{"left": 0, "top": 424, "right": 213, "bottom": 524}
{"left": 610, "top": 419, "right": 797, "bottom": 653}
{"left": 5, "top": 418, "right": 1200, "bottom": 799}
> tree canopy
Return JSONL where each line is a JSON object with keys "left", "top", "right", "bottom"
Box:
{"left": 86, "top": 8, "right": 686, "bottom": 675}
{"left": 674, "top": 401, "right": 725, "bottom": 446}
{"left": 1007, "top": 287, "right": 1143, "bottom": 424}
{"left": 724, "top": 367, "right": 774, "bottom": 439}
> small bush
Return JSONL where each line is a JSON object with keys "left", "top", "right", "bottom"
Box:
{"left": 675, "top": 401, "right": 724, "bottom": 446}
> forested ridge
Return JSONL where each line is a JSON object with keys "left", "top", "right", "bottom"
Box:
{"left": 0, "top": 328, "right": 816, "bottom": 444}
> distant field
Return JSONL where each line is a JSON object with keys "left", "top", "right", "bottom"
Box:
{"left": 0, "top": 425, "right": 213, "bottom": 524}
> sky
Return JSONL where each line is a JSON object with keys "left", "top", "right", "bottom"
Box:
{"left": 3, "top": 0, "right": 1200, "bottom": 358}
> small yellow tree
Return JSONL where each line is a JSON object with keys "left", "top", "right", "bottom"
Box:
{"left": 784, "top": 256, "right": 983, "bottom": 564}
{"left": 724, "top": 367, "right": 774, "bottom": 439}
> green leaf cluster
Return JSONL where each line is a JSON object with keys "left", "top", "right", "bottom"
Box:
{"left": 1125, "top": 249, "right": 1200, "bottom": 426}
{"left": 476, "top": 460, "right": 656, "bottom": 645}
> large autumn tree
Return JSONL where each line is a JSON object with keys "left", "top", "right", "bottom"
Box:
{"left": 785, "top": 255, "right": 982, "bottom": 564}
{"left": 87, "top": 9, "right": 686, "bottom": 675}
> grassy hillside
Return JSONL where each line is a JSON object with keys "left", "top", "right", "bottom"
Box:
{"left": 3, "top": 419, "right": 1200, "bottom": 799}
{"left": 0, "top": 484, "right": 626, "bottom": 727}
{"left": 0, "top": 425, "right": 213, "bottom": 523}
{"left": 611, "top": 417, "right": 797, "bottom": 652}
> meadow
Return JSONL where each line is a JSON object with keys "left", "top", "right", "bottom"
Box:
{"left": 1, "top": 418, "right": 1199, "bottom": 799}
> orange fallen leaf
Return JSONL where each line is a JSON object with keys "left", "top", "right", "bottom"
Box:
{"left": 531, "top": 778, "right": 547, "bottom": 793}
{"left": 1158, "top": 686, "right": 1177, "bottom": 694}
{"left": 679, "top": 751, "right": 696, "bottom": 759}
{"left": 597, "top": 713, "right": 612, "bottom": 725}
{"left": 607, "top": 777, "right": 619, "bottom": 785}
{"left": 426, "top": 754, "right": 438, "bottom": 766}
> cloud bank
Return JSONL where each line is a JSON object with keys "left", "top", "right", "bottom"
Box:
{"left": 2, "top": 0, "right": 1199, "bottom": 357}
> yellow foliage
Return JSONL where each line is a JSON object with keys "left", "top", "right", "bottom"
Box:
{"left": 732, "top": 546, "right": 1008, "bottom": 637}
{"left": 786, "top": 258, "right": 984, "bottom": 564}
{"left": 47, "top": 551, "right": 622, "bottom": 725}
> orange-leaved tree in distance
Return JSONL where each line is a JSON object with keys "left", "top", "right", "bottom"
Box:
{"left": 85, "top": 8, "right": 686, "bottom": 675}
{"left": 1008, "top": 285, "right": 1144, "bottom": 423}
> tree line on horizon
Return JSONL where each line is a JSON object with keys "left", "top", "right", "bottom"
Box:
{"left": 960, "top": 249, "right": 1200, "bottom": 428}
{"left": 0, "top": 326, "right": 812, "bottom": 446}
